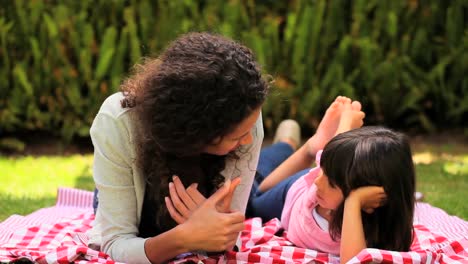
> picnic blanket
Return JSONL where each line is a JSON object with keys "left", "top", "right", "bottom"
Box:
{"left": 1, "top": 187, "right": 467, "bottom": 264}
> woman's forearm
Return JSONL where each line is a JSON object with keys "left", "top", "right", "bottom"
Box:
{"left": 144, "top": 224, "right": 190, "bottom": 264}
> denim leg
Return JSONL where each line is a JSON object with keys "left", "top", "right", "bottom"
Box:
{"left": 248, "top": 142, "right": 294, "bottom": 206}
{"left": 93, "top": 188, "right": 99, "bottom": 214}
{"left": 256, "top": 142, "right": 294, "bottom": 183}
{"left": 248, "top": 169, "right": 309, "bottom": 221}
{"left": 246, "top": 142, "right": 295, "bottom": 220}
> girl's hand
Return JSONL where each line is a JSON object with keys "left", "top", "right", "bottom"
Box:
{"left": 165, "top": 175, "right": 241, "bottom": 223}
{"left": 340, "top": 186, "right": 386, "bottom": 263}
{"left": 346, "top": 186, "right": 387, "bottom": 214}
{"left": 180, "top": 181, "right": 245, "bottom": 252}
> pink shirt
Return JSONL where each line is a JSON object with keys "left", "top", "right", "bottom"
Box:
{"left": 280, "top": 151, "right": 340, "bottom": 255}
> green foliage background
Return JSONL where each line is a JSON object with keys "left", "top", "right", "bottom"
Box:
{"left": 0, "top": 0, "right": 467, "bottom": 142}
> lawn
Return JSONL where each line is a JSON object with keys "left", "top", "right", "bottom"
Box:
{"left": 0, "top": 140, "right": 467, "bottom": 221}
{"left": 0, "top": 155, "right": 95, "bottom": 220}
{"left": 411, "top": 139, "right": 468, "bottom": 219}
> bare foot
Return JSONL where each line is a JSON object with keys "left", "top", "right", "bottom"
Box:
{"left": 305, "top": 96, "right": 349, "bottom": 156}
{"left": 351, "top": 100, "right": 362, "bottom": 111}
{"left": 336, "top": 101, "right": 365, "bottom": 134}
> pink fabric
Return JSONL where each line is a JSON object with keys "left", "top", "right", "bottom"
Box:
{"left": 0, "top": 187, "right": 118, "bottom": 263}
{"left": 1, "top": 187, "right": 468, "bottom": 263}
{"left": 281, "top": 151, "right": 322, "bottom": 230}
{"left": 280, "top": 150, "right": 341, "bottom": 254}
{"left": 281, "top": 166, "right": 341, "bottom": 255}
{"left": 0, "top": 187, "right": 93, "bottom": 245}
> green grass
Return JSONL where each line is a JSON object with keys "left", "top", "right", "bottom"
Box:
{"left": 416, "top": 160, "right": 467, "bottom": 218}
{"left": 0, "top": 155, "right": 95, "bottom": 220}
{"left": 412, "top": 146, "right": 468, "bottom": 219}
{"left": 0, "top": 144, "right": 467, "bottom": 222}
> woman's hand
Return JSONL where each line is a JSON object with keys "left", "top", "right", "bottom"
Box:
{"left": 165, "top": 176, "right": 206, "bottom": 224}
{"left": 346, "top": 186, "right": 387, "bottom": 214}
{"left": 165, "top": 175, "right": 241, "bottom": 223}
{"left": 179, "top": 181, "right": 245, "bottom": 252}
{"left": 146, "top": 181, "right": 245, "bottom": 262}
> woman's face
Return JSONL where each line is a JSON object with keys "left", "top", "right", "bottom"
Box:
{"left": 203, "top": 107, "right": 261, "bottom": 156}
{"left": 314, "top": 169, "right": 344, "bottom": 210}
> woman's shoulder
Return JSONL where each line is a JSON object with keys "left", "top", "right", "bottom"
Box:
{"left": 91, "top": 92, "right": 139, "bottom": 141}
{"left": 97, "top": 92, "right": 134, "bottom": 119}
{"left": 90, "top": 93, "right": 138, "bottom": 164}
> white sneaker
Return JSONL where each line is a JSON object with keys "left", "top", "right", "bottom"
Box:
{"left": 273, "top": 119, "right": 301, "bottom": 148}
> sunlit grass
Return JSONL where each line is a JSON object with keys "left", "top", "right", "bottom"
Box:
{"left": 0, "top": 155, "right": 94, "bottom": 220}
{"left": 413, "top": 151, "right": 467, "bottom": 220}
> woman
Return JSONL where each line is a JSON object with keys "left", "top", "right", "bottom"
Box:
{"left": 89, "top": 32, "right": 269, "bottom": 263}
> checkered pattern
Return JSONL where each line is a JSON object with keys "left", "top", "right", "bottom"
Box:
{"left": 230, "top": 217, "right": 468, "bottom": 264}
{"left": 1, "top": 188, "right": 467, "bottom": 263}
{"left": 0, "top": 188, "right": 121, "bottom": 264}
{"left": 0, "top": 212, "right": 120, "bottom": 263}
{"left": 231, "top": 217, "right": 339, "bottom": 264}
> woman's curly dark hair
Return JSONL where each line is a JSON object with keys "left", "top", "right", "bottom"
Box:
{"left": 119, "top": 32, "right": 269, "bottom": 236}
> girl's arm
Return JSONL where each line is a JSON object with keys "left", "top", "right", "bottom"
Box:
{"left": 340, "top": 186, "right": 386, "bottom": 264}
{"left": 341, "top": 196, "right": 366, "bottom": 263}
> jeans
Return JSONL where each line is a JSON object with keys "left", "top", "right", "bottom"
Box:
{"left": 246, "top": 142, "right": 309, "bottom": 222}
{"left": 93, "top": 188, "right": 99, "bottom": 214}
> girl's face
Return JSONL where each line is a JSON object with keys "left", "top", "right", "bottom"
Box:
{"left": 203, "top": 107, "right": 261, "bottom": 156}
{"left": 314, "top": 169, "right": 344, "bottom": 210}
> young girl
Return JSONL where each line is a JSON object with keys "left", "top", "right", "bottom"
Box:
{"left": 281, "top": 126, "right": 415, "bottom": 263}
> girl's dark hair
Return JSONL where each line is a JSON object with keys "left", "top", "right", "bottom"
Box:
{"left": 119, "top": 32, "right": 268, "bottom": 236}
{"left": 321, "top": 126, "right": 415, "bottom": 251}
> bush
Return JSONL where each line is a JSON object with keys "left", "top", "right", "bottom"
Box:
{"left": 0, "top": 0, "right": 466, "bottom": 142}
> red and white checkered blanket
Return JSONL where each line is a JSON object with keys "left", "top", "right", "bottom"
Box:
{"left": 1, "top": 188, "right": 467, "bottom": 263}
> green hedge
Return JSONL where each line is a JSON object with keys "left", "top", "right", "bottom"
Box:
{"left": 0, "top": 0, "right": 466, "bottom": 144}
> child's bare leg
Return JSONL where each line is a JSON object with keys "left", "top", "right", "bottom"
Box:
{"left": 258, "top": 97, "right": 363, "bottom": 193}
{"left": 275, "top": 96, "right": 350, "bottom": 153}
{"left": 304, "top": 96, "right": 350, "bottom": 157}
